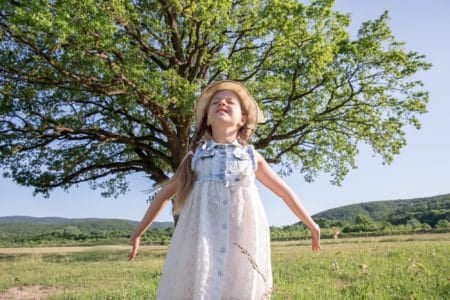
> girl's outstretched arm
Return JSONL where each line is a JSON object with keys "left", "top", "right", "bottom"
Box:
{"left": 128, "top": 178, "right": 178, "bottom": 261}
{"left": 255, "top": 151, "right": 321, "bottom": 251}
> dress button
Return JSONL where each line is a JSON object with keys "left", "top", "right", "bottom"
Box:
{"left": 222, "top": 224, "right": 227, "bottom": 230}
{"left": 218, "top": 271, "right": 223, "bottom": 277}
{"left": 220, "top": 247, "right": 226, "bottom": 253}
{"left": 223, "top": 200, "right": 228, "bottom": 205}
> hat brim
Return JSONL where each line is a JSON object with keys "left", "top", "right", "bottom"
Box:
{"left": 194, "top": 80, "right": 264, "bottom": 130}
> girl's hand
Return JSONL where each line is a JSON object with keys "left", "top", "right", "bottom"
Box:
{"left": 128, "top": 233, "right": 141, "bottom": 261}
{"left": 310, "top": 223, "right": 321, "bottom": 251}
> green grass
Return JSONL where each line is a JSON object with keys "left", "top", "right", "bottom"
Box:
{"left": 272, "top": 239, "right": 449, "bottom": 299}
{"left": 0, "top": 234, "right": 448, "bottom": 299}
{"left": 0, "top": 246, "right": 166, "bottom": 299}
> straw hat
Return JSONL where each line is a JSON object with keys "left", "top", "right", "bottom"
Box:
{"left": 194, "top": 80, "right": 265, "bottom": 131}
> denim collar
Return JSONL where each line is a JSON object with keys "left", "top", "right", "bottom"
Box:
{"left": 203, "top": 138, "right": 242, "bottom": 151}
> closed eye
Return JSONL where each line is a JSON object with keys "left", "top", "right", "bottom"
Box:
{"left": 212, "top": 98, "right": 235, "bottom": 104}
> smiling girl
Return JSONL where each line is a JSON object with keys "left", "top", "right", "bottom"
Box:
{"left": 129, "top": 80, "right": 320, "bottom": 299}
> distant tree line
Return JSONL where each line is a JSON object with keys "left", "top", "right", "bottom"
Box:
{"left": 271, "top": 213, "right": 449, "bottom": 241}
{"left": 1, "top": 195, "right": 448, "bottom": 246}
{"left": 0, "top": 222, "right": 174, "bottom": 247}
{"left": 1, "top": 216, "right": 448, "bottom": 247}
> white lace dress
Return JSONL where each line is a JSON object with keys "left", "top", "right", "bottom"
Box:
{"left": 157, "top": 139, "right": 272, "bottom": 299}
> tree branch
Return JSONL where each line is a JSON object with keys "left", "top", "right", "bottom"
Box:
{"left": 159, "top": 0, "right": 185, "bottom": 65}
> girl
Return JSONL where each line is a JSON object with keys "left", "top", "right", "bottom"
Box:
{"left": 129, "top": 80, "right": 321, "bottom": 299}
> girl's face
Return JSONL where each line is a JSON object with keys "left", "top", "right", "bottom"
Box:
{"left": 206, "top": 90, "right": 247, "bottom": 130}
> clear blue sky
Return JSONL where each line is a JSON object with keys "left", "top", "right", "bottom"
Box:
{"left": 1, "top": 0, "right": 449, "bottom": 226}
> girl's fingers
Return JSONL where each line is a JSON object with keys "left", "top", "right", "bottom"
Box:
{"left": 128, "top": 236, "right": 140, "bottom": 261}
{"left": 128, "top": 249, "right": 135, "bottom": 261}
{"left": 311, "top": 228, "right": 321, "bottom": 251}
{"left": 312, "top": 243, "right": 321, "bottom": 251}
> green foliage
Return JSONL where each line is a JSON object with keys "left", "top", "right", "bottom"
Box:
{"left": 436, "top": 219, "right": 449, "bottom": 229}
{"left": 0, "top": 0, "right": 431, "bottom": 198}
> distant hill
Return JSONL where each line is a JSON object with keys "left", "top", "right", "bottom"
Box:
{"left": 0, "top": 216, "right": 173, "bottom": 231}
{"left": 312, "top": 193, "right": 450, "bottom": 226}
{"left": 2, "top": 193, "right": 449, "bottom": 234}
{"left": 0, "top": 216, "right": 174, "bottom": 247}
{"left": 0, "top": 216, "right": 136, "bottom": 225}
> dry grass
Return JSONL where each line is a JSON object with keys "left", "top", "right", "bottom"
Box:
{"left": 0, "top": 285, "right": 60, "bottom": 300}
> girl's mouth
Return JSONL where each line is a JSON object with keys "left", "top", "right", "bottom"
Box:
{"left": 216, "top": 108, "right": 228, "bottom": 114}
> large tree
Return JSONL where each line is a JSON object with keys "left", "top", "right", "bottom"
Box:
{"left": 0, "top": 0, "right": 430, "bottom": 199}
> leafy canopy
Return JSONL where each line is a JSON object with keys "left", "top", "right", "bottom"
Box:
{"left": 0, "top": 0, "right": 430, "bottom": 197}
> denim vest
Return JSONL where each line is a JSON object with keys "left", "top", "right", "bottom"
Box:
{"left": 191, "top": 139, "right": 256, "bottom": 189}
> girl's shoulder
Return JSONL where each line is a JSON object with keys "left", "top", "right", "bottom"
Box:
{"left": 244, "top": 144, "right": 257, "bottom": 170}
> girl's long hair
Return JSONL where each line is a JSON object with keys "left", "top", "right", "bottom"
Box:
{"left": 170, "top": 91, "right": 252, "bottom": 215}
{"left": 170, "top": 117, "right": 209, "bottom": 215}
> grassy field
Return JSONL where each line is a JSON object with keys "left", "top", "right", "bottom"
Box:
{"left": 0, "top": 234, "right": 448, "bottom": 299}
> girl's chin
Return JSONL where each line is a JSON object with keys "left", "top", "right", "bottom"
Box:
{"left": 209, "top": 118, "right": 239, "bottom": 127}
{"left": 210, "top": 114, "right": 230, "bottom": 121}
{"left": 214, "top": 111, "right": 229, "bottom": 117}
